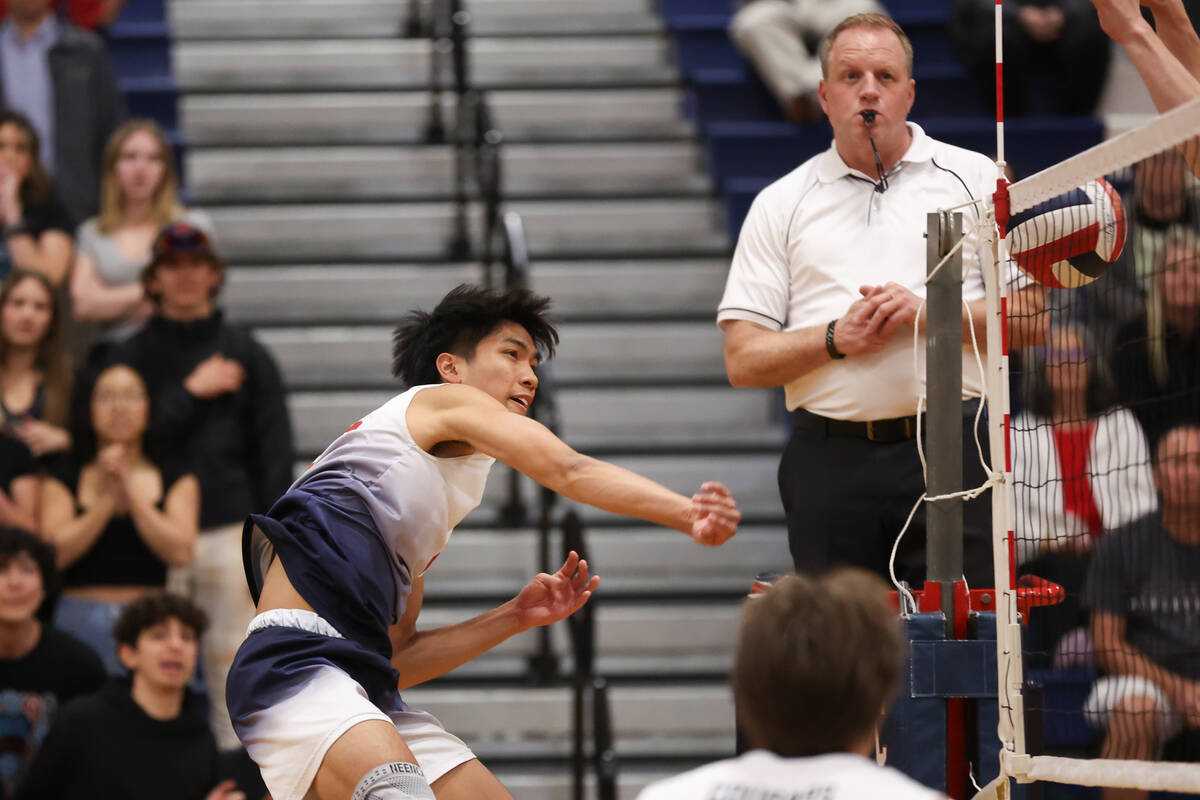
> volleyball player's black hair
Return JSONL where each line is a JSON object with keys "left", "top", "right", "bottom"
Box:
{"left": 391, "top": 284, "right": 559, "bottom": 388}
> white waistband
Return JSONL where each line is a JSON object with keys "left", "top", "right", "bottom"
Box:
{"left": 246, "top": 608, "right": 345, "bottom": 639}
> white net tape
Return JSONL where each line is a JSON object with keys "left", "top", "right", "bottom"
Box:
{"left": 1007, "top": 95, "right": 1200, "bottom": 214}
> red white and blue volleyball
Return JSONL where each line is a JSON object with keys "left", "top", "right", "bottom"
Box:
{"left": 1005, "top": 178, "right": 1127, "bottom": 289}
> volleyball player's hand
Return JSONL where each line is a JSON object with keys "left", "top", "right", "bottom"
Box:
{"left": 512, "top": 551, "right": 599, "bottom": 630}
{"left": 690, "top": 482, "right": 740, "bottom": 547}
{"left": 1090, "top": 0, "right": 1153, "bottom": 42}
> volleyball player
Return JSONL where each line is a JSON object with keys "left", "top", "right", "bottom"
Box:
{"left": 638, "top": 569, "right": 944, "bottom": 799}
{"left": 226, "top": 284, "right": 742, "bottom": 800}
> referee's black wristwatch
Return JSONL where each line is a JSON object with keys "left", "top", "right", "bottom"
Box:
{"left": 825, "top": 318, "right": 846, "bottom": 360}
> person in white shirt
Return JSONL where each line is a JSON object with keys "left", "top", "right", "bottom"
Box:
{"left": 718, "top": 12, "right": 1045, "bottom": 588}
{"left": 638, "top": 568, "right": 945, "bottom": 800}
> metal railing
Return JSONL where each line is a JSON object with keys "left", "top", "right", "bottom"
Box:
{"left": 563, "top": 511, "right": 618, "bottom": 800}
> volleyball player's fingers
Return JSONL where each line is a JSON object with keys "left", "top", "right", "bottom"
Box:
{"left": 558, "top": 550, "right": 581, "bottom": 579}
{"left": 569, "top": 558, "right": 590, "bottom": 590}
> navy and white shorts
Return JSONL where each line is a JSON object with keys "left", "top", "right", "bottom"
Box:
{"left": 227, "top": 609, "right": 475, "bottom": 800}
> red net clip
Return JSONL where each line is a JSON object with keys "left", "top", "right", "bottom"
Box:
{"left": 993, "top": 177, "right": 1011, "bottom": 233}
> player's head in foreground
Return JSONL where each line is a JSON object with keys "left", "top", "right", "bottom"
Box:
{"left": 733, "top": 568, "right": 904, "bottom": 757}
{"left": 391, "top": 284, "right": 559, "bottom": 416}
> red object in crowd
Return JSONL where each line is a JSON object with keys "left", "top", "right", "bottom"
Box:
{"left": 0, "top": 0, "right": 105, "bottom": 31}
{"left": 1052, "top": 423, "right": 1105, "bottom": 538}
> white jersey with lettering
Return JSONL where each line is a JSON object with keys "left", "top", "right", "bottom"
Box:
{"left": 636, "top": 751, "right": 943, "bottom": 800}
{"left": 293, "top": 383, "right": 495, "bottom": 578}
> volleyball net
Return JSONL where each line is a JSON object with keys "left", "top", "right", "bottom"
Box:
{"left": 977, "top": 96, "right": 1200, "bottom": 796}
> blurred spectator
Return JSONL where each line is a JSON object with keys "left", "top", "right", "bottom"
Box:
{"left": 0, "top": 436, "right": 33, "bottom": 532}
{"left": 1013, "top": 322, "right": 1158, "bottom": 667}
{"left": 0, "top": 1, "right": 129, "bottom": 31}
{"left": 0, "top": 112, "right": 70, "bottom": 285}
{"left": 949, "top": 0, "right": 1112, "bottom": 116}
{"left": 111, "top": 221, "right": 293, "bottom": 750}
{"left": 71, "top": 120, "right": 213, "bottom": 360}
{"left": 0, "top": 526, "right": 105, "bottom": 799}
{"left": 1083, "top": 424, "right": 1200, "bottom": 800}
{"left": 1, "top": 270, "right": 71, "bottom": 462}
{"left": 39, "top": 362, "right": 198, "bottom": 675}
{"left": 1112, "top": 228, "right": 1200, "bottom": 446}
{"left": 17, "top": 593, "right": 247, "bottom": 800}
{"left": 0, "top": 0, "right": 124, "bottom": 225}
{"left": 1082, "top": 152, "right": 1198, "bottom": 354}
{"left": 729, "top": 0, "right": 882, "bottom": 124}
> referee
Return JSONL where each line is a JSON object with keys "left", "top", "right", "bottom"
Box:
{"left": 718, "top": 13, "right": 1045, "bottom": 588}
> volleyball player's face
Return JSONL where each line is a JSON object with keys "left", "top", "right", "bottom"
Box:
{"left": 462, "top": 321, "right": 539, "bottom": 415}
{"left": 819, "top": 27, "right": 914, "bottom": 153}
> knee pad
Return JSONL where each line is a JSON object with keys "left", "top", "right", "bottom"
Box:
{"left": 351, "top": 762, "right": 436, "bottom": 800}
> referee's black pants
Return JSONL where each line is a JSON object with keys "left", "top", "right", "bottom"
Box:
{"left": 778, "top": 399, "right": 994, "bottom": 589}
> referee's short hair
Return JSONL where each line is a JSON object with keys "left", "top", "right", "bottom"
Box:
{"left": 732, "top": 568, "right": 904, "bottom": 757}
{"left": 819, "top": 13, "right": 914, "bottom": 79}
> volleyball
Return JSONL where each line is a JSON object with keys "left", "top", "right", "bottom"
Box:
{"left": 1005, "top": 178, "right": 1127, "bottom": 289}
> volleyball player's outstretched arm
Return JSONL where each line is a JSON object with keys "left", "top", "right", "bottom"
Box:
{"left": 1091, "top": 0, "right": 1200, "bottom": 175}
{"left": 390, "top": 552, "right": 599, "bottom": 689}
{"left": 411, "top": 384, "right": 740, "bottom": 546}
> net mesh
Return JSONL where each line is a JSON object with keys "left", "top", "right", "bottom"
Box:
{"left": 997, "top": 97, "right": 1200, "bottom": 791}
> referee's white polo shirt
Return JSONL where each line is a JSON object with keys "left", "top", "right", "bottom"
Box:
{"left": 718, "top": 122, "right": 1002, "bottom": 421}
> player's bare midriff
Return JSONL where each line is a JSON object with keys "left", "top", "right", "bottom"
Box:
{"left": 256, "top": 557, "right": 317, "bottom": 616}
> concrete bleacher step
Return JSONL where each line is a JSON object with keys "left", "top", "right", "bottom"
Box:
{"left": 417, "top": 600, "right": 742, "bottom": 679}
{"left": 187, "top": 142, "right": 710, "bottom": 202}
{"left": 422, "top": 525, "right": 791, "bottom": 601}
{"left": 174, "top": 36, "right": 676, "bottom": 91}
{"left": 224, "top": 259, "right": 730, "bottom": 324}
{"left": 181, "top": 89, "right": 695, "bottom": 146}
{"left": 170, "top": 0, "right": 661, "bottom": 38}
{"left": 257, "top": 320, "right": 727, "bottom": 389}
{"left": 399, "top": 683, "right": 734, "bottom": 759}
{"left": 287, "top": 385, "right": 783, "bottom": 455}
{"left": 201, "top": 198, "right": 729, "bottom": 263}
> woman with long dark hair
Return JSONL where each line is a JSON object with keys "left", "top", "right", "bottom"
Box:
{"left": 38, "top": 362, "right": 198, "bottom": 673}
{"left": 0, "top": 110, "right": 73, "bottom": 285}
{"left": 0, "top": 269, "right": 72, "bottom": 458}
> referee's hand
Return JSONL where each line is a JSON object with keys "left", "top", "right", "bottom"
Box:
{"left": 832, "top": 292, "right": 904, "bottom": 356}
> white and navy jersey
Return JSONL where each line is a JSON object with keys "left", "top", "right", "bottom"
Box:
{"left": 636, "top": 750, "right": 943, "bottom": 800}
{"left": 293, "top": 383, "right": 495, "bottom": 579}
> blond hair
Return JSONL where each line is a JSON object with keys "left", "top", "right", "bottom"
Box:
{"left": 96, "top": 120, "right": 184, "bottom": 235}
{"left": 819, "top": 13, "right": 914, "bottom": 79}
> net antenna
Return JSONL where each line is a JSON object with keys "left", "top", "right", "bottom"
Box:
{"left": 975, "top": 95, "right": 1200, "bottom": 799}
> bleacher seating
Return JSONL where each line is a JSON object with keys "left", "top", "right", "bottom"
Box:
{"left": 658, "top": 0, "right": 1106, "bottom": 234}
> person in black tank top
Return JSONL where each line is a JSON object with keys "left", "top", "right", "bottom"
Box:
{"left": 38, "top": 363, "right": 198, "bottom": 674}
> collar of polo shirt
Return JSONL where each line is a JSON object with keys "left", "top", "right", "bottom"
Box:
{"left": 815, "top": 123, "right": 935, "bottom": 185}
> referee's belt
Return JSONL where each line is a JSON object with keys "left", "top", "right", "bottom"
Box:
{"left": 792, "top": 408, "right": 921, "bottom": 443}
{"left": 793, "top": 400, "right": 980, "bottom": 443}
